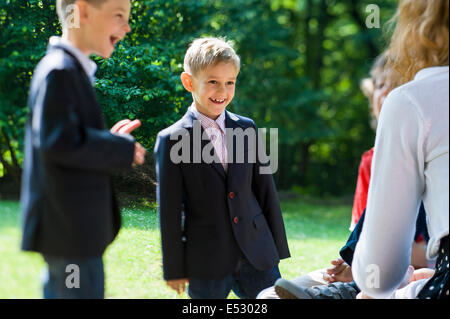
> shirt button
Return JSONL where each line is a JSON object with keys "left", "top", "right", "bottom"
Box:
{"left": 229, "top": 192, "right": 235, "bottom": 199}
{"left": 233, "top": 217, "right": 239, "bottom": 224}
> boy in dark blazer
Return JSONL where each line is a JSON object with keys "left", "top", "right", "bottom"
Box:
{"left": 155, "top": 37, "right": 290, "bottom": 299}
{"left": 21, "top": 0, "right": 146, "bottom": 298}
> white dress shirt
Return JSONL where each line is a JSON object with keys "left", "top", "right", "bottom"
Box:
{"left": 352, "top": 66, "right": 449, "bottom": 298}
{"left": 49, "top": 36, "right": 97, "bottom": 85}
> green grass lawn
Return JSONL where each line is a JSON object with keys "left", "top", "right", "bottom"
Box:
{"left": 0, "top": 198, "right": 351, "bottom": 299}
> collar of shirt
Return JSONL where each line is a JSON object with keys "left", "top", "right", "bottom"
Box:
{"left": 49, "top": 36, "right": 97, "bottom": 85}
{"left": 189, "top": 103, "right": 226, "bottom": 134}
{"left": 414, "top": 66, "right": 449, "bottom": 82}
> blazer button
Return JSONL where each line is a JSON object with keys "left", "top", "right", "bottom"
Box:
{"left": 229, "top": 192, "right": 235, "bottom": 199}
{"left": 233, "top": 217, "right": 239, "bottom": 224}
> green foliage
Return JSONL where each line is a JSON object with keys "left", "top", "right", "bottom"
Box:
{"left": 0, "top": 0, "right": 397, "bottom": 196}
{"left": 0, "top": 0, "right": 60, "bottom": 179}
{"left": 96, "top": 0, "right": 215, "bottom": 149}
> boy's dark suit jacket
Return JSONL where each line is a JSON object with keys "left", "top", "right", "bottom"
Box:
{"left": 21, "top": 43, "right": 135, "bottom": 258}
{"left": 155, "top": 109, "right": 290, "bottom": 280}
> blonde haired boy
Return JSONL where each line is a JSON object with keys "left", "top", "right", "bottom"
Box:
{"left": 21, "top": 0, "right": 145, "bottom": 298}
{"left": 155, "top": 37, "right": 290, "bottom": 299}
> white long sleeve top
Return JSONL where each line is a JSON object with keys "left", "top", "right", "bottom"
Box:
{"left": 352, "top": 66, "right": 449, "bottom": 299}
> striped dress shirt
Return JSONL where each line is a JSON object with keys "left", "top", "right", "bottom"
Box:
{"left": 189, "top": 103, "right": 228, "bottom": 172}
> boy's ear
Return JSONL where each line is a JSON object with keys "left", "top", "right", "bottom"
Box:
{"left": 181, "top": 72, "right": 193, "bottom": 92}
{"left": 77, "top": 0, "right": 90, "bottom": 25}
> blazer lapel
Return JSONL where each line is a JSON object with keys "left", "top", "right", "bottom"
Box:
{"left": 225, "top": 110, "right": 248, "bottom": 187}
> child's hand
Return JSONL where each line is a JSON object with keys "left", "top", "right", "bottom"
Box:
{"left": 323, "top": 258, "right": 353, "bottom": 283}
{"left": 166, "top": 278, "right": 189, "bottom": 295}
{"left": 133, "top": 142, "right": 146, "bottom": 166}
{"left": 409, "top": 268, "right": 435, "bottom": 283}
{"left": 356, "top": 291, "right": 374, "bottom": 299}
{"left": 111, "top": 119, "right": 141, "bottom": 134}
{"left": 111, "top": 119, "right": 145, "bottom": 166}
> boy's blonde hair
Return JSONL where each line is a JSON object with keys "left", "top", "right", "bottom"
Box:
{"left": 56, "top": 0, "right": 107, "bottom": 27}
{"left": 184, "top": 37, "right": 241, "bottom": 75}
{"left": 386, "top": 0, "right": 449, "bottom": 84}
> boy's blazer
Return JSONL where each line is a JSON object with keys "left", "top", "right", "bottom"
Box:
{"left": 155, "top": 109, "right": 290, "bottom": 280}
{"left": 21, "top": 43, "right": 135, "bottom": 257}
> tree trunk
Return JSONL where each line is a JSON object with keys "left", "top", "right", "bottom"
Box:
{"left": 0, "top": 128, "right": 21, "bottom": 187}
{"left": 298, "top": 141, "right": 312, "bottom": 185}
{"left": 0, "top": 150, "right": 20, "bottom": 187}
{"left": 1, "top": 128, "right": 21, "bottom": 176}
{"left": 296, "top": 0, "right": 328, "bottom": 185}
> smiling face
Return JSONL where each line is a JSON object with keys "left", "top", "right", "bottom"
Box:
{"left": 182, "top": 62, "right": 239, "bottom": 120}
{"left": 81, "top": 0, "right": 131, "bottom": 58}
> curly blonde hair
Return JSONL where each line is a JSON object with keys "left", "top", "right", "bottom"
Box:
{"left": 387, "top": 0, "right": 449, "bottom": 85}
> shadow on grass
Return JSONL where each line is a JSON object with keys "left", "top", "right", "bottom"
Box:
{"left": 0, "top": 200, "right": 160, "bottom": 231}
{"left": 0, "top": 200, "right": 22, "bottom": 230}
{"left": 120, "top": 205, "right": 159, "bottom": 230}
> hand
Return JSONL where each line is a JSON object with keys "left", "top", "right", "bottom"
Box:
{"left": 356, "top": 291, "right": 374, "bottom": 299}
{"left": 133, "top": 142, "right": 146, "bottom": 166}
{"left": 166, "top": 278, "right": 189, "bottom": 295}
{"left": 323, "top": 258, "right": 353, "bottom": 283}
{"left": 111, "top": 119, "right": 142, "bottom": 134}
{"left": 409, "top": 268, "right": 435, "bottom": 283}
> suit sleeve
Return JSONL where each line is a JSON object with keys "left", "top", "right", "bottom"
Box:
{"left": 251, "top": 122, "right": 290, "bottom": 259}
{"left": 34, "top": 69, "right": 135, "bottom": 172}
{"left": 154, "top": 132, "right": 186, "bottom": 280}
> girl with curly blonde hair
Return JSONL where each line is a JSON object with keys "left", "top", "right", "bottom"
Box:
{"left": 353, "top": 0, "right": 449, "bottom": 299}
{"left": 388, "top": 0, "right": 449, "bottom": 85}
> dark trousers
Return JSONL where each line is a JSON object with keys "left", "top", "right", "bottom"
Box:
{"left": 43, "top": 255, "right": 104, "bottom": 299}
{"left": 188, "top": 258, "right": 281, "bottom": 299}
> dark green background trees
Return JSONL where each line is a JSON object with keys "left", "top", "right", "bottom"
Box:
{"left": 0, "top": 0, "right": 397, "bottom": 198}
